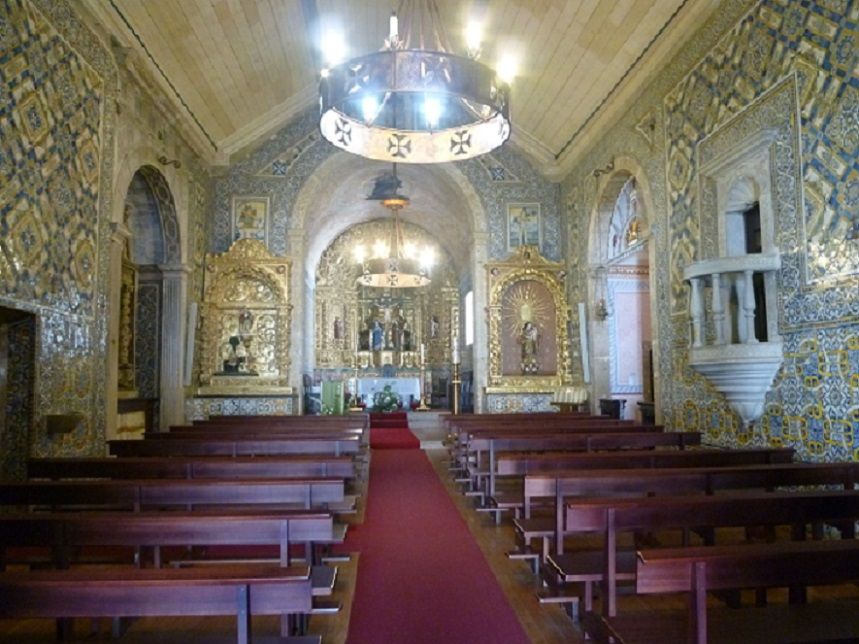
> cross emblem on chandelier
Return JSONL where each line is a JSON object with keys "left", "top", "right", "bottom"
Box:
{"left": 335, "top": 118, "right": 352, "bottom": 146}
{"left": 388, "top": 133, "right": 412, "bottom": 158}
{"left": 450, "top": 130, "right": 472, "bottom": 155}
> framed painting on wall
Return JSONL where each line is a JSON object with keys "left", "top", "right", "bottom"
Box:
{"left": 232, "top": 196, "right": 269, "bottom": 243}
{"left": 507, "top": 203, "right": 541, "bottom": 250}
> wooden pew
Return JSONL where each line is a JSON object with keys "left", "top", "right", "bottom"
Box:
{"left": 108, "top": 436, "right": 360, "bottom": 457}
{"left": 28, "top": 456, "right": 357, "bottom": 481}
{"left": 468, "top": 432, "right": 702, "bottom": 499}
{"left": 153, "top": 423, "right": 365, "bottom": 438}
{"left": 0, "top": 510, "right": 344, "bottom": 598}
{"left": 557, "top": 489, "right": 859, "bottom": 619}
{"left": 0, "top": 565, "right": 316, "bottom": 644}
{"left": 496, "top": 447, "right": 794, "bottom": 478}
{"left": 492, "top": 447, "right": 795, "bottom": 520}
{"left": 199, "top": 414, "right": 368, "bottom": 429}
{"left": 0, "top": 478, "right": 348, "bottom": 513}
{"left": 511, "top": 461, "right": 859, "bottom": 576}
{"left": 448, "top": 420, "right": 664, "bottom": 470}
{"left": 583, "top": 540, "right": 859, "bottom": 644}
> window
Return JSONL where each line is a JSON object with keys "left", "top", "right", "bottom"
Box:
{"left": 464, "top": 291, "right": 474, "bottom": 346}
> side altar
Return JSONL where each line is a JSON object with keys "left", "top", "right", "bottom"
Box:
{"left": 187, "top": 239, "right": 297, "bottom": 419}
{"left": 484, "top": 246, "right": 575, "bottom": 413}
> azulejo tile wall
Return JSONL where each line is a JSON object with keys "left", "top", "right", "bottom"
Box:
{"left": 663, "top": 0, "right": 859, "bottom": 460}
{"left": 0, "top": 0, "right": 117, "bottom": 457}
{"left": 562, "top": 0, "right": 858, "bottom": 460}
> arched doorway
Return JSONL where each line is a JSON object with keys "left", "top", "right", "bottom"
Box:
{"left": 113, "top": 165, "right": 183, "bottom": 433}
{"left": 589, "top": 171, "right": 655, "bottom": 421}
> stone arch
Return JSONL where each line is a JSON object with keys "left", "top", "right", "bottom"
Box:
{"left": 288, "top": 150, "right": 491, "bottom": 410}
{"left": 112, "top": 145, "right": 185, "bottom": 263}
{"left": 585, "top": 155, "right": 660, "bottom": 422}
{"left": 107, "top": 160, "right": 187, "bottom": 436}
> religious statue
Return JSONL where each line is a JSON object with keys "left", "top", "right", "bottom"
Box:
{"left": 220, "top": 335, "right": 255, "bottom": 374}
{"left": 399, "top": 319, "right": 411, "bottom": 351}
{"left": 519, "top": 321, "right": 539, "bottom": 374}
{"left": 430, "top": 315, "right": 439, "bottom": 338}
{"left": 333, "top": 316, "right": 343, "bottom": 340}
{"left": 370, "top": 320, "right": 384, "bottom": 351}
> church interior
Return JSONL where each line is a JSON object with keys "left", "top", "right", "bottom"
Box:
{"left": 1, "top": 0, "right": 858, "bottom": 642}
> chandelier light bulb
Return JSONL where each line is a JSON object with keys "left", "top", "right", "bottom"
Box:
{"left": 389, "top": 12, "right": 398, "bottom": 41}
{"left": 372, "top": 239, "right": 389, "bottom": 259}
{"left": 497, "top": 54, "right": 518, "bottom": 84}
{"left": 320, "top": 67, "right": 330, "bottom": 79}
{"left": 322, "top": 30, "right": 346, "bottom": 66}
{"left": 361, "top": 96, "right": 378, "bottom": 123}
{"left": 465, "top": 20, "right": 482, "bottom": 57}
{"left": 424, "top": 96, "right": 442, "bottom": 129}
{"left": 352, "top": 244, "right": 366, "bottom": 264}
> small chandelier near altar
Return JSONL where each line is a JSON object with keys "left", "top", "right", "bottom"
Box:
{"left": 353, "top": 165, "right": 434, "bottom": 288}
{"left": 318, "top": 0, "right": 512, "bottom": 164}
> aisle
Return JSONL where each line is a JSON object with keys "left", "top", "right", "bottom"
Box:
{"left": 368, "top": 411, "right": 420, "bottom": 449}
{"left": 345, "top": 449, "right": 530, "bottom": 644}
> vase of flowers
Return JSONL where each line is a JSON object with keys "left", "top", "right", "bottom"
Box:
{"left": 373, "top": 384, "right": 402, "bottom": 412}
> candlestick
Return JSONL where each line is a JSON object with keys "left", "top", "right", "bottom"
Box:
{"left": 452, "top": 334, "right": 460, "bottom": 364}
{"left": 420, "top": 342, "right": 425, "bottom": 363}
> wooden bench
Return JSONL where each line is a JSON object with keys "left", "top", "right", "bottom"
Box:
{"left": 153, "top": 426, "right": 364, "bottom": 438}
{"left": 509, "top": 461, "right": 859, "bottom": 577}
{"left": 451, "top": 421, "right": 658, "bottom": 463}
{"left": 0, "top": 565, "right": 317, "bottom": 644}
{"left": 0, "top": 510, "right": 344, "bottom": 599}
{"left": 199, "top": 414, "right": 368, "bottom": 429}
{"left": 485, "top": 447, "right": 794, "bottom": 522}
{"left": 28, "top": 455, "right": 357, "bottom": 481}
{"left": 108, "top": 436, "right": 361, "bottom": 457}
{"left": 0, "top": 477, "right": 350, "bottom": 513}
{"left": 555, "top": 489, "right": 859, "bottom": 619}
{"left": 582, "top": 539, "right": 859, "bottom": 643}
{"left": 467, "top": 431, "right": 702, "bottom": 500}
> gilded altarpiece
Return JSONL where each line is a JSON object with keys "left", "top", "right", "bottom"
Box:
{"left": 196, "top": 239, "right": 293, "bottom": 401}
{"left": 315, "top": 221, "right": 459, "bottom": 375}
{"left": 486, "top": 246, "right": 572, "bottom": 412}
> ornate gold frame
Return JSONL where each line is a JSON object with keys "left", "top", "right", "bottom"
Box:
{"left": 197, "top": 239, "right": 293, "bottom": 395}
{"left": 486, "top": 245, "right": 572, "bottom": 392}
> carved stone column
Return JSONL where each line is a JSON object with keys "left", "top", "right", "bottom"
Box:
{"left": 105, "top": 223, "right": 132, "bottom": 441}
{"left": 158, "top": 264, "right": 189, "bottom": 430}
{"left": 289, "top": 227, "right": 307, "bottom": 414}
{"left": 471, "top": 232, "right": 489, "bottom": 413}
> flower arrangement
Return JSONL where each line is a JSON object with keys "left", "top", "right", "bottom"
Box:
{"left": 372, "top": 384, "right": 402, "bottom": 412}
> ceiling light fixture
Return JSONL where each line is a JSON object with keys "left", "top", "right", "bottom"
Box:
{"left": 319, "top": 0, "right": 511, "bottom": 164}
{"left": 353, "top": 164, "right": 434, "bottom": 288}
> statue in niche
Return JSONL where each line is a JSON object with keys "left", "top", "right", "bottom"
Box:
{"left": 519, "top": 321, "right": 539, "bottom": 374}
{"left": 220, "top": 335, "right": 254, "bottom": 374}
{"left": 333, "top": 316, "right": 343, "bottom": 340}
{"left": 400, "top": 319, "right": 411, "bottom": 351}
{"left": 218, "top": 310, "right": 258, "bottom": 375}
{"left": 370, "top": 320, "right": 384, "bottom": 351}
{"left": 389, "top": 307, "right": 406, "bottom": 350}
{"left": 430, "top": 315, "right": 439, "bottom": 338}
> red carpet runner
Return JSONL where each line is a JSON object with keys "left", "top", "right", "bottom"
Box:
{"left": 345, "top": 449, "right": 530, "bottom": 644}
{"left": 369, "top": 412, "right": 420, "bottom": 449}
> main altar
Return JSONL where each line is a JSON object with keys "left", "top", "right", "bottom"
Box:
{"left": 312, "top": 219, "right": 461, "bottom": 409}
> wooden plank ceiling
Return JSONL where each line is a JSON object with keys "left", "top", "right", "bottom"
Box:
{"left": 106, "top": 0, "right": 695, "bottom": 166}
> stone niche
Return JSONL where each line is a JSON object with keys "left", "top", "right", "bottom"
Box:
{"left": 196, "top": 239, "right": 294, "bottom": 401}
